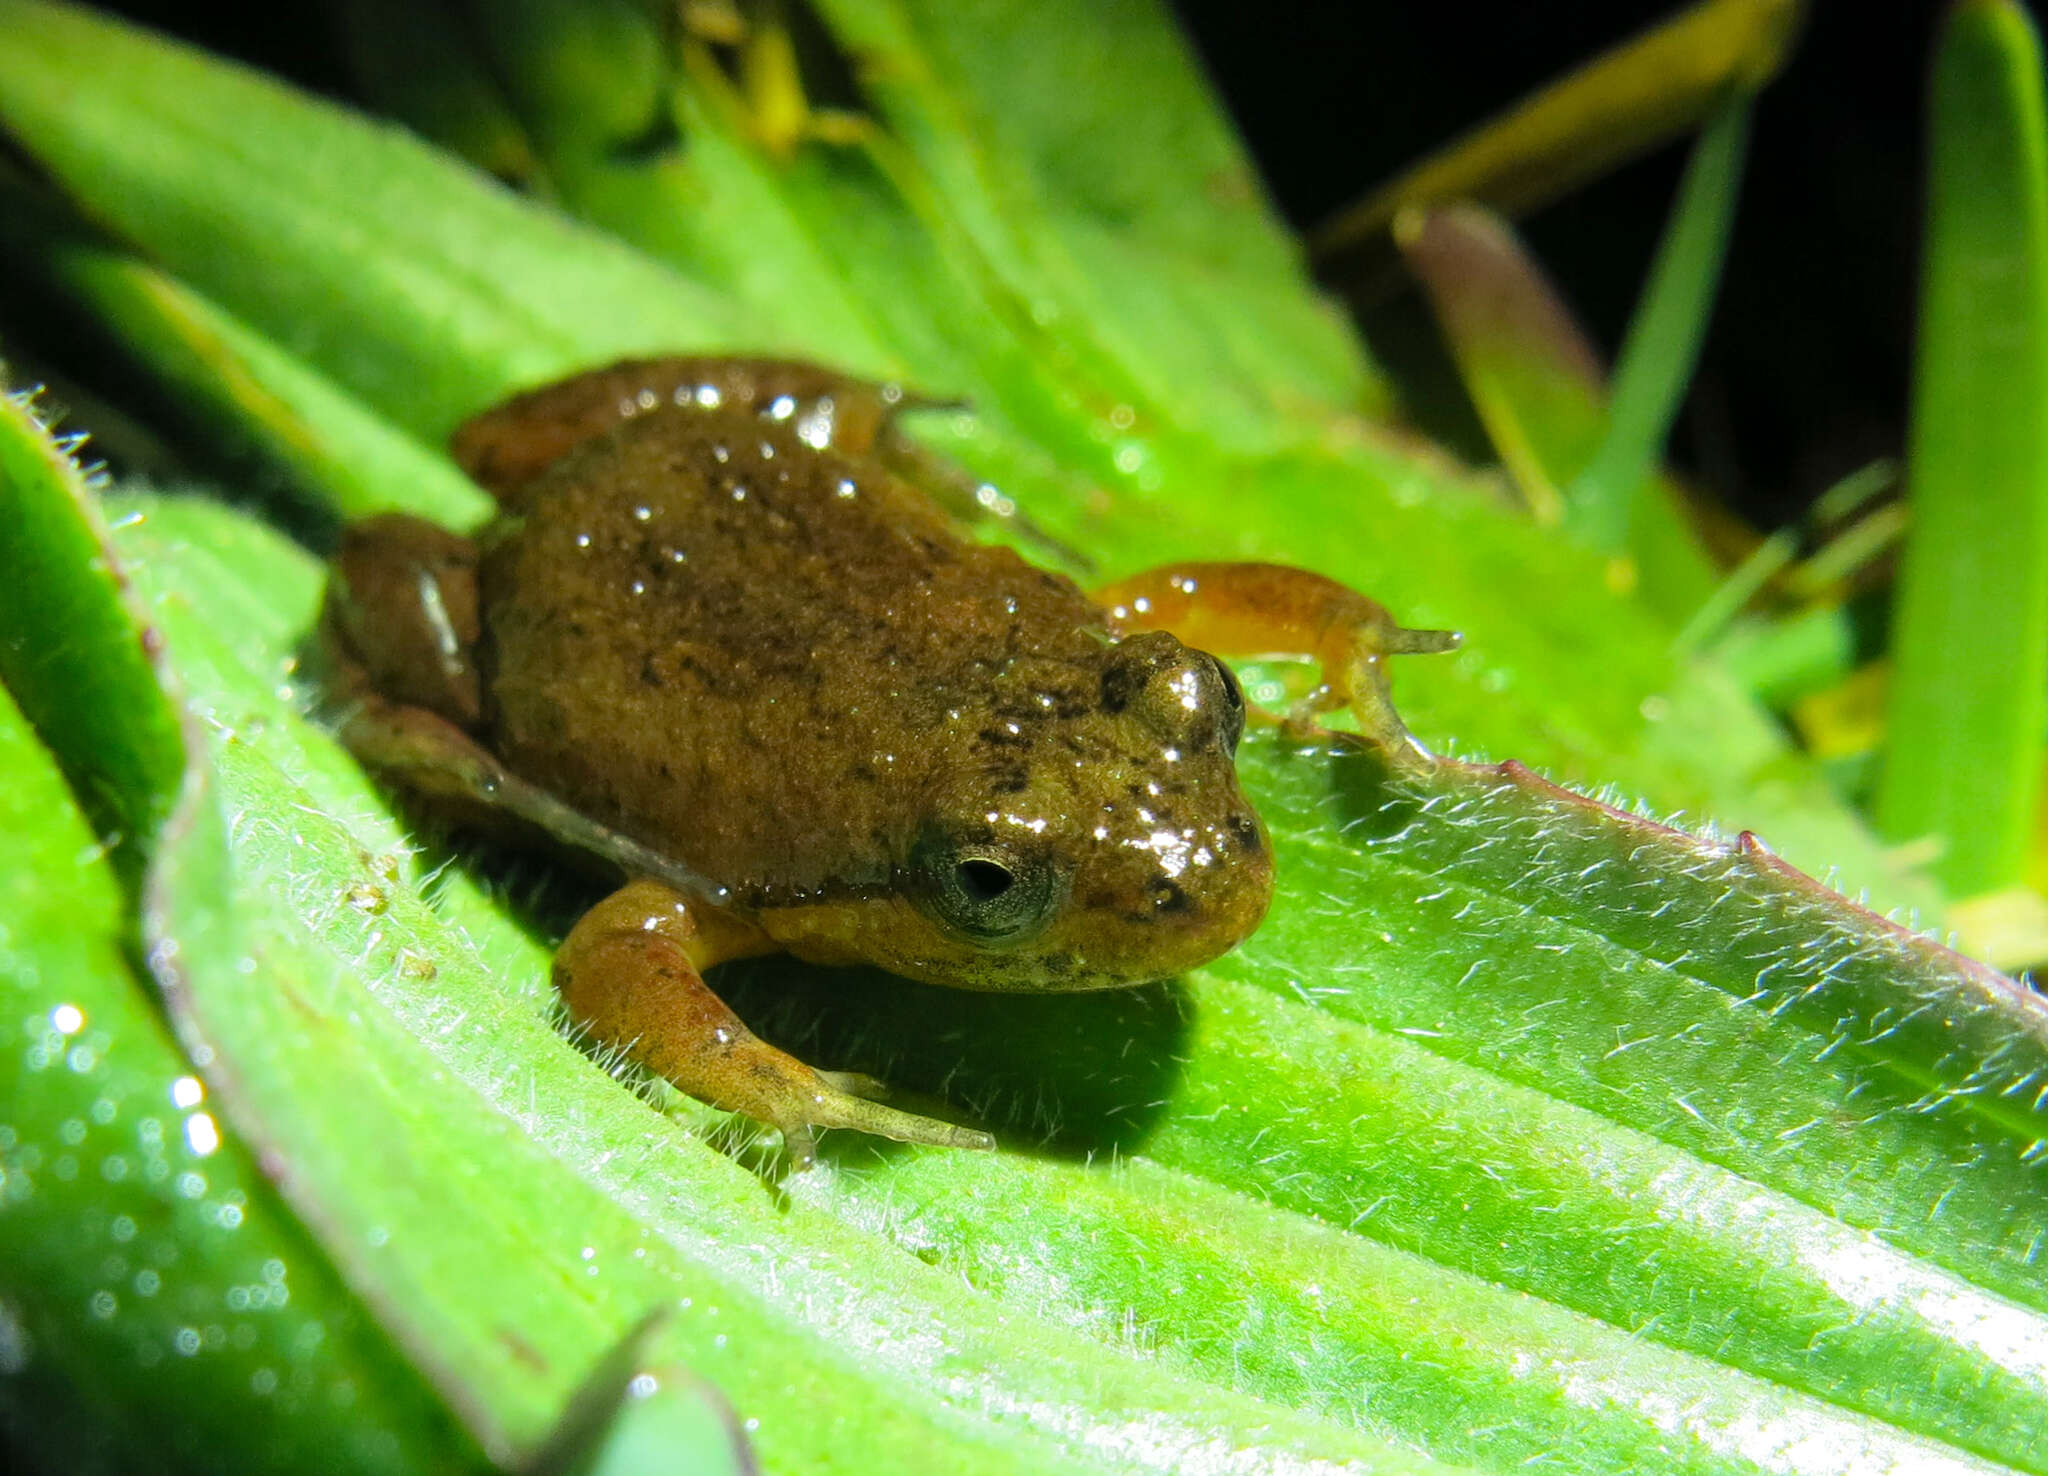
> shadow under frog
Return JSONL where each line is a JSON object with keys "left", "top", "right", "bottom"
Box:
{"left": 716, "top": 963, "right": 1193, "bottom": 1162}
{"left": 322, "top": 356, "right": 1453, "bottom": 1167}
{"left": 403, "top": 839, "right": 1195, "bottom": 1161}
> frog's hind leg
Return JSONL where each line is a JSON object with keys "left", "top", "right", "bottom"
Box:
{"left": 450, "top": 357, "right": 908, "bottom": 500}
{"left": 450, "top": 353, "right": 1085, "bottom": 563}
{"left": 556, "top": 880, "right": 998, "bottom": 1168}
{"left": 1095, "top": 561, "right": 1459, "bottom": 759}
{"left": 326, "top": 677, "right": 745, "bottom": 905}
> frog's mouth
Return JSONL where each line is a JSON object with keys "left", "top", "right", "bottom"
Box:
{"left": 905, "top": 887, "right": 1272, "bottom": 992}
{"left": 782, "top": 873, "right": 1270, "bottom": 995}
{"left": 749, "top": 796, "right": 1273, "bottom": 991}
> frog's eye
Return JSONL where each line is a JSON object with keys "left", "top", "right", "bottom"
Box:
{"left": 1207, "top": 654, "right": 1246, "bottom": 756}
{"left": 917, "top": 840, "right": 1063, "bottom": 945}
{"left": 1104, "top": 634, "right": 1244, "bottom": 757}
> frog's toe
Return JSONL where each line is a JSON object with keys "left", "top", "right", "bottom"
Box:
{"left": 783, "top": 1083, "right": 996, "bottom": 1165}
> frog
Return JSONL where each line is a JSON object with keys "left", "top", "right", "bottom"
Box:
{"left": 322, "top": 357, "right": 1456, "bottom": 1165}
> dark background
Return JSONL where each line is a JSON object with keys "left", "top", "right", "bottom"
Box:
{"left": 1172, "top": 0, "right": 1950, "bottom": 528}
{"left": 84, "top": 2, "right": 1982, "bottom": 528}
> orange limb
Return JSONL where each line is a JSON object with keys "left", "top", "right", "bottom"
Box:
{"left": 555, "top": 880, "right": 997, "bottom": 1167}
{"left": 1096, "top": 561, "right": 1459, "bottom": 756}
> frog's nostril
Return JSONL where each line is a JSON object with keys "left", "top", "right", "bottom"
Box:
{"left": 1229, "top": 813, "right": 1264, "bottom": 856}
{"left": 1148, "top": 877, "right": 1191, "bottom": 915}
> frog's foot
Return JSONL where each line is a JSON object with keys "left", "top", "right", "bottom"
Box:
{"left": 556, "top": 880, "right": 996, "bottom": 1169}
{"left": 773, "top": 1076, "right": 997, "bottom": 1170}
{"left": 1280, "top": 614, "right": 1463, "bottom": 752}
{"left": 1096, "top": 561, "right": 1459, "bottom": 758}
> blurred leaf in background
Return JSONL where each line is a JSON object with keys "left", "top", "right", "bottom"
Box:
{"left": 1879, "top": 0, "right": 2048, "bottom": 961}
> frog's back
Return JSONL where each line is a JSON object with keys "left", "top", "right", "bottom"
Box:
{"left": 477, "top": 408, "right": 1107, "bottom": 896}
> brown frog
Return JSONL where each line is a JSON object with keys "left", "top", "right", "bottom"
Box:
{"left": 323, "top": 357, "right": 1454, "bottom": 1164}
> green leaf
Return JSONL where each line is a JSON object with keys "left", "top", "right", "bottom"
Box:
{"left": 329, "top": 0, "right": 540, "bottom": 186}
{"left": 520, "top": 1311, "right": 754, "bottom": 1476}
{"left": 0, "top": 209, "right": 493, "bottom": 531}
{"left": 0, "top": 390, "right": 482, "bottom": 1475}
{"left": 1395, "top": 201, "right": 1721, "bottom": 619}
{"left": 1879, "top": 0, "right": 2048, "bottom": 900}
{"left": 0, "top": 0, "right": 758, "bottom": 444}
{"left": 0, "top": 387, "right": 181, "bottom": 873}
{"left": 808, "top": 0, "right": 1390, "bottom": 441}
{"left": 0, "top": 663, "right": 481, "bottom": 1475}
{"left": 1712, "top": 604, "right": 1860, "bottom": 709}
{"left": 4, "top": 4, "right": 2045, "bottom": 1473}
{"left": 94, "top": 480, "right": 2048, "bottom": 1476}
{"left": 1564, "top": 92, "right": 1751, "bottom": 562}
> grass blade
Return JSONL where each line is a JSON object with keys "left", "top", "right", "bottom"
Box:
{"left": 1878, "top": 0, "right": 2048, "bottom": 901}
{"left": 1565, "top": 91, "right": 1752, "bottom": 555}
{"left": 1397, "top": 201, "right": 1721, "bottom": 618}
{"left": 1313, "top": 0, "right": 1802, "bottom": 287}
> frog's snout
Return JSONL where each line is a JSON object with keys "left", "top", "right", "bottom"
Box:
{"left": 1070, "top": 802, "right": 1274, "bottom": 985}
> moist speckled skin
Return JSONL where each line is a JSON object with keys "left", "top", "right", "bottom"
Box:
{"left": 473, "top": 407, "right": 1269, "bottom": 989}
{"left": 452, "top": 357, "right": 894, "bottom": 500}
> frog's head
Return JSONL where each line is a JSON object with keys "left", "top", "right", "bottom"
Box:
{"left": 882, "top": 630, "right": 1273, "bottom": 991}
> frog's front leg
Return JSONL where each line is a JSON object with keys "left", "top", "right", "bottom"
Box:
{"left": 326, "top": 512, "right": 485, "bottom": 729}
{"left": 556, "top": 880, "right": 998, "bottom": 1168}
{"left": 324, "top": 515, "right": 736, "bottom": 887}
{"left": 1096, "top": 562, "right": 1460, "bottom": 757}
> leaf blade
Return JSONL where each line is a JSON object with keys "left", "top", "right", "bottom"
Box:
{"left": 1878, "top": 0, "right": 2048, "bottom": 899}
{"left": 0, "top": 386, "right": 486, "bottom": 1475}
